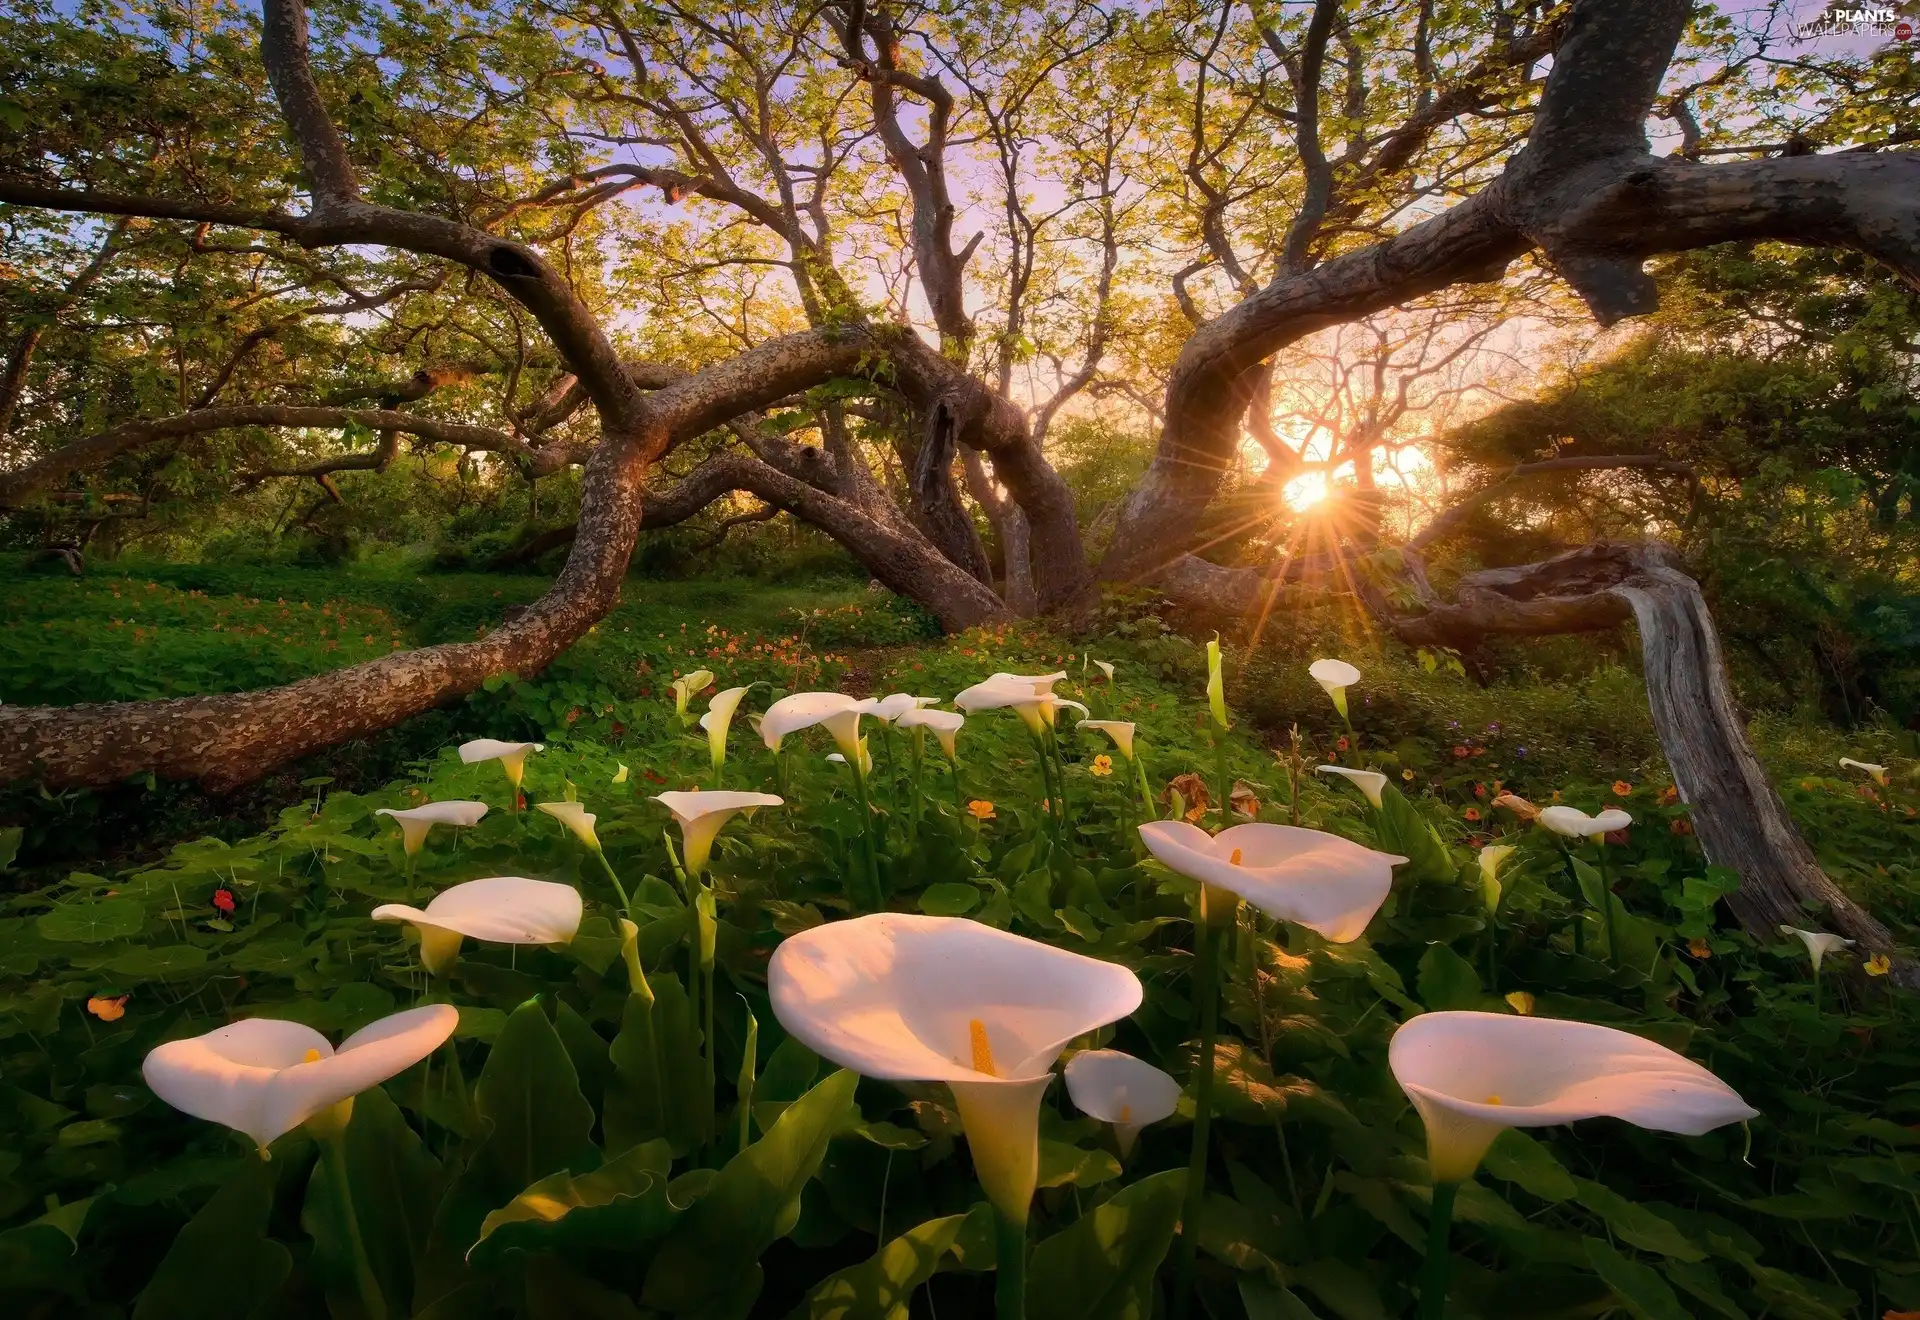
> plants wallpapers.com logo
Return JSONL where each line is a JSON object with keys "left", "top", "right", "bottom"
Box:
{"left": 1792, "top": 5, "right": 1914, "bottom": 40}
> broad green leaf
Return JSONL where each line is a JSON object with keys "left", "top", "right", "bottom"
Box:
{"left": 919, "top": 882, "right": 981, "bottom": 916}
{"left": 606, "top": 970, "right": 705, "bottom": 1157}
{"left": 0, "top": 826, "right": 21, "bottom": 872}
{"left": 1585, "top": 1239, "right": 1692, "bottom": 1320}
{"left": 793, "top": 1209, "right": 980, "bottom": 1320}
{"left": 1292, "top": 1258, "right": 1390, "bottom": 1320}
{"left": 523, "top": 1252, "right": 647, "bottom": 1320}
{"left": 105, "top": 945, "right": 209, "bottom": 978}
{"left": 1375, "top": 785, "right": 1453, "bottom": 886}
{"left": 132, "top": 1156, "right": 291, "bottom": 1320}
{"left": 1416, "top": 944, "right": 1482, "bottom": 1010}
{"left": 302, "top": 1087, "right": 444, "bottom": 1316}
{"left": 1574, "top": 1180, "right": 1704, "bottom": 1261}
{"left": 1025, "top": 1168, "right": 1185, "bottom": 1320}
{"left": 1240, "top": 1279, "right": 1320, "bottom": 1320}
{"left": 1483, "top": 1129, "right": 1576, "bottom": 1202}
{"left": 474, "top": 1140, "right": 678, "bottom": 1263}
{"left": 642, "top": 1068, "right": 858, "bottom": 1317}
{"left": 38, "top": 898, "right": 143, "bottom": 943}
{"left": 1036, "top": 1140, "right": 1122, "bottom": 1190}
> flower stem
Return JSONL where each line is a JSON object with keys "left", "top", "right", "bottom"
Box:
{"left": 850, "top": 761, "right": 884, "bottom": 912}
{"left": 993, "top": 1203, "right": 1028, "bottom": 1320}
{"left": 1419, "top": 1180, "right": 1459, "bottom": 1320}
{"left": 1174, "top": 907, "right": 1223, "bottom": 1320}
{"left": 594, "top": 849, "right": 633, "bottom": 917}
{"left": 1596, "top": 842, "right": 1618, "bottom": 966}
{"left": 1212, "top": 722, "right": 1233, "bottom": 831}
{"left": 323, "top": 1134, "right": 387, "bottom": 1320}
{"left": 1135, "top": 752, "right": 1156, "bottom": 819}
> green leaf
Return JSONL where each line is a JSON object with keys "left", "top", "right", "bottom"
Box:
{"left": 419, "top": 999, "right": 595, "bottom": 1302}
{"left": 38, "top": 898, "right": 144, "bottom": 943}
{"left": 1482, "top": 1130, "right": 1576, "bottom": 1202}
{"left": 1574, "top": 1180, "right": 1704, "bottom": 1260}
{"left": 308, "top": 1087, "right": 444, "bottom": 1315}
{"left": 1025, "top": 1168, "right": 1186, "bottom": 1320}
{"left": 642, "top": 1069, "right": 859, "bottom": 1317}
{"left": 606, "top": 971, "right": 706, "bottom": 1157}
{"left": 792, "top": 1209, "right": 981, "bottom": 1319}
{"left": 919, "top": 882, "right": 981, "bottom": 916}
{"left": 1375, "top": 785, "right": 1453, "bottom": 886}
{"left": 473, "top": 1140, "right": 679, "bottom": 1264}
{"left": 1416, "top": 944, "right": 1482, "bottom": 1010}
{"left": 1036, "top": 1140, "right": 1122, "bottom": 1190}
{"left": 105, "top": 945, "right": 210, "bottom": 978}
{"left": 132, "top": 1156, "right": 292, "bottom": 1320}
{"left": 1585, "top": 1239, "right": 1691, "bottom": 1320}
{"left": 0, "top": 826, "right": 21, "bottom": 872}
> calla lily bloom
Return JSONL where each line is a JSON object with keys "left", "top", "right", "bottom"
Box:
{"left": 612, "top": 764, "right": 630, "bottom": 785}
{"left": 654, "top": 790, "right": 784, "bottom": 875}
{"left": 1389, "top": 1010, "right": 1757, "bottom": 1183}
{"left": 1064, "top": 1049, "right": 1180, "bottom": 1156}
{"left": 1538, "top": 805, "right": 1632, "bottom": 839}
{"left": 1780, "top": 925, "right": 1854, "bottom": 972}
{"left": 1139, "top": 821, "right": 1405, "bottom": 942}
{"left": 1839, "top": 757, "right": 1889, "bottom": 787}
{"left": 671, "top": 669, "right": 715, "bottom": 717}
{"left": 372, "top": 877, "right": 583, "bottom": 974}
{"left": 866, "top": 693, "right": 941, "bottom": 723}
{"left": 987, "top": 671, "right": 1068, "bottom": 695}
{"left": 956, "top": 680, "right": 1087, "bottom": 733}
{"left": 761, "top": 692, "right": 867, "bottom": 757}
{"left": 375, "top": 801, "right": 487, "bottom": 856}
{"left": 144, "top": 1005, "right": 459, "bottom": 1152}
{"left": 1078, "top": 719, "right": 1136, "bottom": 761}
{"left": 1309, "top": 658, "right": 1361, "bottom": 720}
{"left": 1092, "top": 659, "right": 1115, "bottom": 682}
{"left": 1206, "top": 634, "right": 1228, "bottom": 728}
{"left": 1478, "top": 844, "right": 1517, "bottom": 913}
{"left": 458, "top": 739, "right": 544, "bottom": 789}
{"left": 769, "top": 913, "right": 1142, "bottom": 1225}
{"left": 535, "top": 800, "right": 601, "bottom": 850}
{"left": 1316, "top": 764, "right": 1386, "bottom": 808}
{"left": 898, "top": 707, "right": 964, "bottom": 759}
{"left": 700, "top": 685, "right": 753, "bottom": 769}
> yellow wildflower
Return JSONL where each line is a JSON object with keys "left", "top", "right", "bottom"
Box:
{"left": 1090, "top": 755, "right": 1114, "bottom": 778}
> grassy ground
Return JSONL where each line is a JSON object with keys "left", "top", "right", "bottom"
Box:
{"left": 3, "top": 555, "right": 1914, "bottom": 923}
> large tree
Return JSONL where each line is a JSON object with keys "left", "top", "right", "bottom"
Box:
{"left": 2, "top": 0, "right": 1916, "bottom": 960}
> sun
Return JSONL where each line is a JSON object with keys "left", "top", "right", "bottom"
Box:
{"left": 1282, "top": 472, "right": 1329, "bottom": 512}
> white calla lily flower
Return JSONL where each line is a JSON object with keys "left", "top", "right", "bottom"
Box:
{"left": 1092, "top": 659, "right": 1115, "bottom": 682}
{"left": 654, "top": 790, "right": 784, "bottom": 875}
{"left": 1206, "top": 633, "right": 1228, "bottom": 728}
{"left": 1309, "top": 658, "right": 1361, "bottom": 719}
{"left": 372, "top": 877, "right": 583, "bottom": 974}
{"left": 760, "top": 691, "right": 867, "bottom": 757}
{"left": 1077, "top": 720, "right": 1136, "bottom": 761}
{"left": 458, "top": 739, "right": 544, "bottom": 789}
{"left": 1389, "top": 1011, "right": 1758, "bottom": 1183}
{"left": 1839, "top": 757, "right": 1889, "bottom": 787}
{"left": 769, "top": 913, "right": 1143, "bottom": 1224}
{"left": 956, "top": 680, "right": 1083, "bottom": 733}
{"left": 1538, "top": 805, "right": 1633, "bottom": 839}
{"left": 1779, "top": 925, "right": 1854, "bottom": 972}
{"left": 1139, "top": 821, "right": 1406, "bottom": 942}
{"left": 670, "top": 669, "right": 715, "bottom": 717}
{"left": 375, "top": 800, "right": 487, "bottom": 855}
{"left": 535, "top": 800, "right": 601, "bottom": 850}
{"left": 700, "top": 685, "right": 753, "bottom": 769}
{"left": 866, "top": 693, "right": 941, "bottom": 723}
{"left": 897, "top": 707, "right": 964, "bottom": 759}
{"left": 143, "top": 1005, "right": 458, "bottom": 1152}
{"left": 1315, "top": 764, "right": 1387, "bottom": 808}
{"left": 1478, "top": 844, "right": 1517, "bottom": 913}
{"left": 987, "top": 671, "right": 1068, "bottom": 695}
{"left": 612, "top": 764, "right": 629, "bottom": 785}
{"left": 1064, "top": 1049, "right": 1180, "bottom": 1156}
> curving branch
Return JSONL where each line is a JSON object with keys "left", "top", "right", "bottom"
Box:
{"left": 1102, "top": 0, "right": 1920, "bottom": 588}
{"left": 1406, "top": 454, "right": 1695, "bottom": 551}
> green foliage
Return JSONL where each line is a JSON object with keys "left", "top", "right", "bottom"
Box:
{"left": 1, "top": 570, "right": 1917, "bottom": 1319}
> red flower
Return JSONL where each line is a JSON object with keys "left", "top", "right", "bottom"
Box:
{"left": 1473, "top": 782, "right": 1487, "bottom": 799}
{"left": 1335, "top": 736, "right": 1349, "bottom": 752}
{"left": 644, "top": 768, "right": 667, "bottom": 784}
{"left": 1452, "top": 745, "right": 1469, "bottom": 759}
{"left": 1463, "top": 807, "right": 1481, "bottom": 822}
{"left": 212, "top": 888, "right": 237, "bottom": 914}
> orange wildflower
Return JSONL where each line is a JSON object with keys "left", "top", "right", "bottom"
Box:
{"left": 88, "top": 994, "right": 130, "bottom": 1022}
{"left": 967, "top": 800, "right": 996, "bottom": 820}
{"left": 1688, "top": 938, "right": 1712, "bottom": 959}
{"left": 1612, "top": 780, "right": 1633, "bottom": 796}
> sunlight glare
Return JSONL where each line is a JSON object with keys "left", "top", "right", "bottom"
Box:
{"left": 1282, "top": 472, "right": 1329, "bottom": 512}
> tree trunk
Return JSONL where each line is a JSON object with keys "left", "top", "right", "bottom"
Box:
{"left": 1608, "top": 558, "right": 1912, "bottom": 982}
